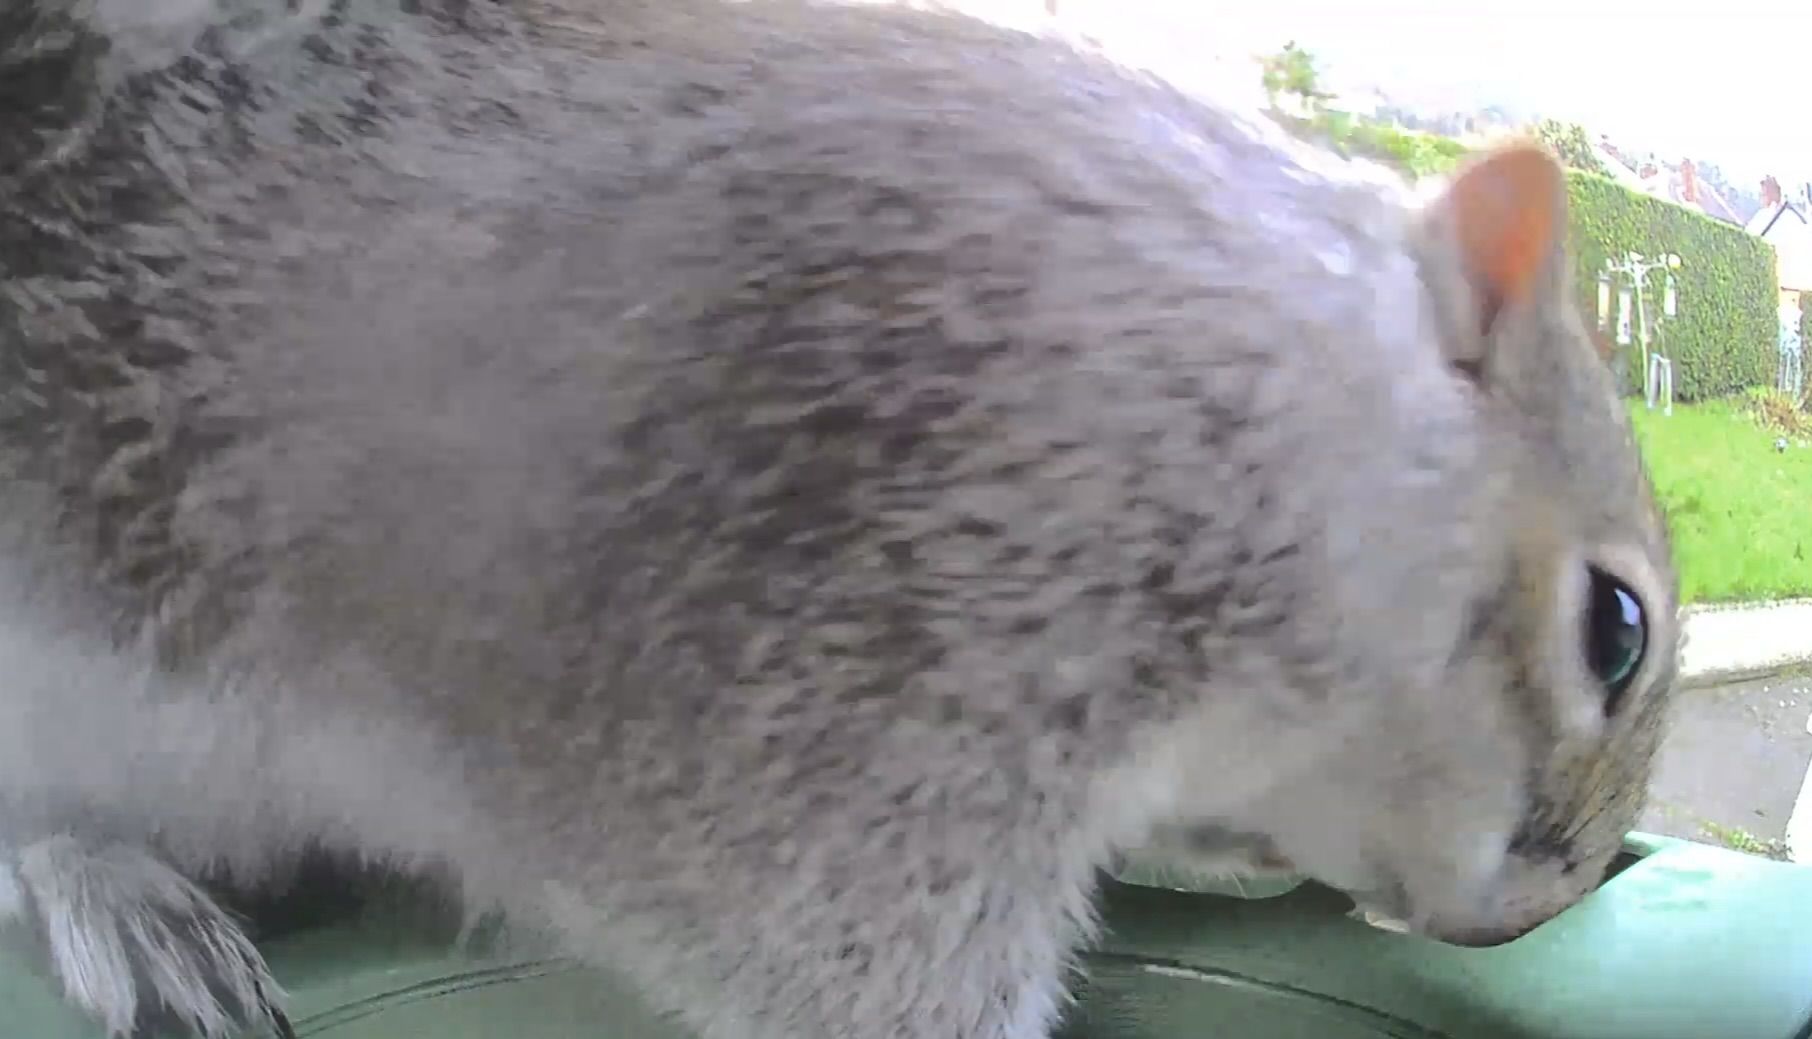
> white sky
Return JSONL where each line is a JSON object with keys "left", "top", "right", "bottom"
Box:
{"left": 1048, "top": 1, "right": 1812, "bottom": 186}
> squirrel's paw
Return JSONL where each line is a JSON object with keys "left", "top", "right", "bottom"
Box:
{"left": 6, "top": 836, "right": 292, "bottom": 1038}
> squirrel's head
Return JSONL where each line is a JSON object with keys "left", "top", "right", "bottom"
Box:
{"left": 1134, "top": 143, "right": 1680, "bottom": 948}
{"left": 1396, "top": 142, "right": 1678, "bottom": 945}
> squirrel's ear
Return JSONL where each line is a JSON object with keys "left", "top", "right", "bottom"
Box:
{"left": 1421, "top": 142, "right": 1567, "bottom": 374}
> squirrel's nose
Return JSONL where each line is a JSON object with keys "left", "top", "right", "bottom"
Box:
{"left": 1425, "top": 911, "right": 1550, "bottom": 948}
{"left": 1434, "top": 926, "right": 1525, "bottom": 949}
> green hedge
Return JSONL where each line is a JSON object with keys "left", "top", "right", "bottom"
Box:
{"left": 1313, "top": 110, "right": 1469, "bottom": 180}
{"left": 1563, "top": 170, "right": 1777, "bottom": 401}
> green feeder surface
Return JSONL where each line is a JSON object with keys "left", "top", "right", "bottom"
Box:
{"left": 3, "top": 833, "right": 1808, "bottom": 1038}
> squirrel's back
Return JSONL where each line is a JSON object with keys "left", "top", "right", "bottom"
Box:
{"left": 4, "top": 0, "right": 1479, "bottom": 760}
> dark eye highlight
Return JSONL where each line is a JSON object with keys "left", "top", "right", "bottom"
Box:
{"left": 1585, "top": 567, "right": 1646, "bottom": 713}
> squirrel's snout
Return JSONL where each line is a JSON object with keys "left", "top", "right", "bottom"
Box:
{"left": 1423, "top": 919, "right": 1540, "bottom": 949}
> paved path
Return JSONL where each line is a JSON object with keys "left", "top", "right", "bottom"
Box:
{"left": 1642, "top": 603, "right": 1812, "bottom": 860}
{"left": 1640, "top": 672, "right": 1810, "bottom": 857}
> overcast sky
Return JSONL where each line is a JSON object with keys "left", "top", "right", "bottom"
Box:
{"left": 1053, "top": 2, "right": 1812, "bottom": 187}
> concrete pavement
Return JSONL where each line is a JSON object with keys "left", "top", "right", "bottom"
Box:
{"left": 1643, "top": 602, "right": 1812, "bottom": 860}
{"left": 1640, "top": 672, "right": 1808, "bottom": 859}
{"left": 1679, "top": 599, "right": 1812, "bottom": 686}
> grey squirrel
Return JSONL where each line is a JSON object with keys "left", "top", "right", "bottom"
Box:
{"left": 0, "top": 2, "right": 1679, "bottom": 1038}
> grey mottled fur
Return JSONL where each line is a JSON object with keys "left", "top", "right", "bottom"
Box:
{"left": 0, "top": 1, "right": 1678, "bottom": 1037}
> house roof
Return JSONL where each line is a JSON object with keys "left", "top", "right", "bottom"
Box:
{"left": 1748, "top": 199, "right": 1807, "bottom": 238}
{"left": 1592, "top": 143, "right": 1651, "bottom": 190}
{"left": 1752, "top": 201, "right": 1812, "bottom": 292}
{"left": 1642, "top": 168, "right": 1744, "bottom": 225}
{"left": 1592, "top": 142, "right": 1745, "bottom": 225}
{"left": 1745, "top": 205, "right": 1780, "bottom": 236}
{"left": 1693, "top": 183, "right": 1745, "bottom": 226}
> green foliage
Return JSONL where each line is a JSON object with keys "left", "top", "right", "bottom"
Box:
{"left": 1697, "top": 820, "right": 1791, "bottom": 860}
{"left": 1564, "top": 170, "right": 1777, "bottom": 401}
{"left": 1530, "top": 119, "right": 1607, "bottom": 176}
{"left": 1302, "top": 110, "right": 1469, "bottom": 179}
{"left": 1631, "top": 401, "right": 1812, "bottom": 604}
{"left": 1259, "top": 42, "right": 1331, "bottom": 113}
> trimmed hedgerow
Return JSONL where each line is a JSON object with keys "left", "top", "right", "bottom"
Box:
{"left": 1563, "top": 170, "right": 1777, "bottom": 401}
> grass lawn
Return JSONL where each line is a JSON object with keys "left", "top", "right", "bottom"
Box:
{"left": 1630, "top": 397, "right": 1812, "bottom": 605}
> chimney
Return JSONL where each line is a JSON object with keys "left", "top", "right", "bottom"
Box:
{"left": 1762, "top": 175, "right": 1784, "bottom": 208}
{"left": 1680, "top": 159, "right": 1698, "bottom": 203}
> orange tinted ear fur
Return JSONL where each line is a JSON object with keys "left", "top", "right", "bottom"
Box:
{"left": 1444, "top": 142, "right": 1565, "bottom": 334}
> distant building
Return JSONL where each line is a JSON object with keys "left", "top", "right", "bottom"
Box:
{"left": 1657, "top": 159, "right": 1746, "bottom": 225}
{"left": 1748, "top": 177, "right": 1812, "bottom": 311}
{"left": 1592, "top": 138, "right": 1746, "bottom": 226}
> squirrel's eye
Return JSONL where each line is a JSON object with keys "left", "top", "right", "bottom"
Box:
{"left": 1585, "top": 567, "right": 1646, "bottom": 713}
